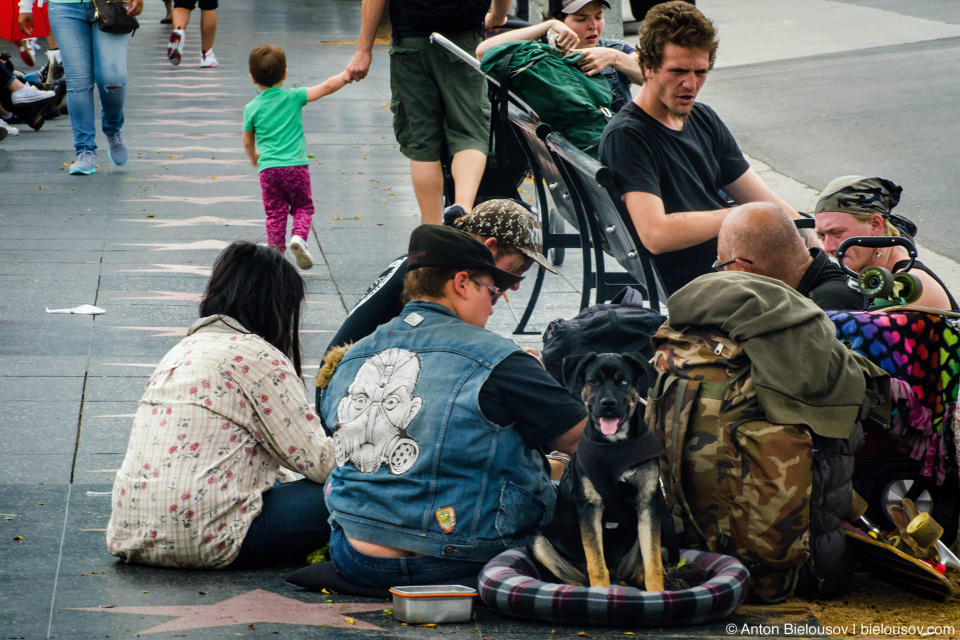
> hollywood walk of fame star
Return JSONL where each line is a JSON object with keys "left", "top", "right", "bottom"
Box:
{"left": 119, "top": 216, "right": 261, "bottom": 227}
{"left": 148, "top": 133, "right": 240, "bottom": 139}
{"left": 114, "top": 240, "right": 231, "bottom": 251}
{"left": 103, "top": 325, "right": 330, "bottom": 338}
{"left": 117, "top": 264, "right": 212, "bottom": 276}
{"left": 133, "top": 147, "right": 242, "bottom": 153}
{"left": 147, "top": 84, "right": 230, "bottom": 89}
{"left": 100, "top": 362, "right": 161, "bottom": 368}
{"left": 121, "top": 195, "right": 259, "bottom": 205}
{"left": 111, "top": 290, "right": 204, "bottom": 301}
{"left": 147, "top": 158, "right": 249, "bottom": 166}
{"left": 140, "top": 92, "right": 243, "bottom": 98}
{"left": 140, "top": 119, "right": 237, "bottom": 128}
{"left": 147, "top": 175, "right": 254, "bottom": 184}
{"left": 70, "top": 589, "right": 389, "bottom": 634}
{"left": 104, "top": 326, "right": 188, "bottom": 338}
{"left": 134, "top": 107, "right": 241, "bottom": 114}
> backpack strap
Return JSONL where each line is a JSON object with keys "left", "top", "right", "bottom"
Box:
{"left": 492, "top": 53, "right": 514, "bottom": 157}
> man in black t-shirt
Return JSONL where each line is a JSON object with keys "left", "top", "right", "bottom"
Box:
{"left": 599, "top": 1, "right": 800, "bottom": 294}
{"left": 716, "top": 202, "right": 864, "bottom": 311}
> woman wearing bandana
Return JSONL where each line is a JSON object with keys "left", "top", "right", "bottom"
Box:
{"left": 813, "top": 175, "right": 957, "bottom": 311}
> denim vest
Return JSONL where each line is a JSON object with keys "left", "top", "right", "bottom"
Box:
{"left": 321, "top": 301, "right": 555, "bottom": 562}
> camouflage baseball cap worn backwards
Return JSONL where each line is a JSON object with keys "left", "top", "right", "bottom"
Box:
{"left": 455, "top": 199, "right": 558, "bottom": 274}
{"left": 813, "top": 175, "right": 917, "bottom": 238}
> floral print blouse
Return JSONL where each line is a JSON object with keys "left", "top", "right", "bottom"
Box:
{"left": 106, "top": 315, "right": 334, "bottom": 569}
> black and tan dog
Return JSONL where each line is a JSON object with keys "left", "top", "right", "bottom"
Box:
{"left": 531, "top": 352, "right": 664, "bottom": 590}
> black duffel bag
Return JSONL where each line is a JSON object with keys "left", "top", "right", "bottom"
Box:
{"left": 541, "top": 286, "right": 665, "bottom": 392}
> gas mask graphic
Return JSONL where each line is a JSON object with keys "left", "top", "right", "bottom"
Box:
{"left": 333, "top": 348, "right": 423, "bottom": 474}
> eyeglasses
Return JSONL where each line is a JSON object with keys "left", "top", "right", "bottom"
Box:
{"left": 470, "top": 277, "right": 502, "bottom": 303}
{"left": 712, "top": 257, "right": 754, "bottom": 271}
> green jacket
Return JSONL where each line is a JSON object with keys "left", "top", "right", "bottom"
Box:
{"left": 666, "top": 272, "right": 890, "bottom": 438}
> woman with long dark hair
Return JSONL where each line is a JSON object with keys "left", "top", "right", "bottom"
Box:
{"left": 107, "top": 242, "right": 334, "bottom": 569}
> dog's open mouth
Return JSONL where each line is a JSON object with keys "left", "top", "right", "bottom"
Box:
{"left": 598, "top": 417, "right": 623, "bottom": 436}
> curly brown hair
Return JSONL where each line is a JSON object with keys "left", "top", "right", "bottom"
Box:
{"left": 636, "top": 1, "right": 718, "bottom": 72}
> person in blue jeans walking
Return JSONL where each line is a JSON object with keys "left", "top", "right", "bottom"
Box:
{"left": 19, "top": 0, "right": 143, "bottom": 175}
{"left": 320, "top": 226, "right": 586, "bottom": 588}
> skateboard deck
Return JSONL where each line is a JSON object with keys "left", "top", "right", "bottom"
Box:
{"left": 875, "top": 304, "right": 960, "bottom": 319}
{"left": 843, "top": 523, "right": 955, "bottom": 601}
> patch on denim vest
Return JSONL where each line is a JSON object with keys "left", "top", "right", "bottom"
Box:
{"left": 333, "top": 348, "right": 423, "bottom": 474}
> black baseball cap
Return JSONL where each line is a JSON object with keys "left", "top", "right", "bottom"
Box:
{"left": 407, "top": 225, "right": 524, "bottom": 292}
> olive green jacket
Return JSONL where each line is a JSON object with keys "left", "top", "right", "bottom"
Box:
{"left": 666, "top": 272, "right": 890, "bottom": 438}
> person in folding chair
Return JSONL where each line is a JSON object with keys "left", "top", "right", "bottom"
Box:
{"left": 477, "top": 0, "right": 643, "bottom": 113}
{"left": 599, "top": 1, "right": 805, "bottom": 296}
{"left": 317, "top": 199, "right": 555, "bottom": 414}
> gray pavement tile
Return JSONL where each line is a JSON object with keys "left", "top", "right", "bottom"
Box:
{"left": 0, "top": 356, "right": 89, "bottom": 377}
{"left": 0, "top": 485, "right": 70, "bottom": 639}
{"left": 82, "top": 376, "right": 162, "bottom": 405}
{"left": 3, "top": 402, "right": 81, "bottom": 455}
{"left": 0, "top": 456, "right": 75, "bottom": 485}
{"left": 76, "top": 407, "right": 139, "bottom": 457}
{"left": 0, "top": 323, "right": 95, "bottom": 357}
{"left": 0, "top": 376, "right": 85, "bottom": 402}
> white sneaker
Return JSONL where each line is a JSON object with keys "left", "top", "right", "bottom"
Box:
{"left": 10, "top": 83, "right": 56, "bottom": 105}
{"left": 167, "top": 29, "right": 185, "bottom": 65}
{"left": 0, "top": 120, "right": 19, "bottom": 137}
{"left": 200, "top": 50, "right": 218, "bottom": 68}
{"left": 289, "top": 235, "right": 314, "bottom": 270}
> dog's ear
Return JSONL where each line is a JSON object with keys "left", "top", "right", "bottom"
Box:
{"left": 623, "top": 352, "right": 657, "bottom": 394}
{"left": 562, "top": 352, "right": 597, "bottom": 394}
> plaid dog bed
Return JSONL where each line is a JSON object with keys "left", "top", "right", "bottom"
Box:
{"left": 478, "top": 547, "right": 747, "bottom": 626}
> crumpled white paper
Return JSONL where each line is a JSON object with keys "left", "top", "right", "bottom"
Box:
{"left": 45, "top": 304, "right": 106, "bottom": 315}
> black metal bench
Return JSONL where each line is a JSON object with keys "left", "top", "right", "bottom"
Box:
{"left": 547, "top": 133, "right": 668, "bottom": 310}
{"left": 505, "top": 105, "right": 594, "bottom": 333}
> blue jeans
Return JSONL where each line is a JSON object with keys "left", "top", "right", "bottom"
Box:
{"left": 47, "top": 1, "right": 128, "bottom": 154}
{"left": 230, "top": 479, "right": 331, "bottom": 568}
{"left": 329, "top": 526, "right": 485, "bottom": 589}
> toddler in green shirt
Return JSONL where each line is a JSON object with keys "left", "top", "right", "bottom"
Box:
{"left": 243, "top": 43, "right": 350, "bottom": 269}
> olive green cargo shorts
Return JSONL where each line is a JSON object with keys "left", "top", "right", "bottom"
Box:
{"left": 389, "top": 32, "right": 491, "bottom": 162}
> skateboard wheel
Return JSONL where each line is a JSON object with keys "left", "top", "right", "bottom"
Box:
{"left": 859, "top": 266, "right": 894, "bottom": 298}
{"left": 893, "top": 272, "right": 924, "bottom": 304}
{"left": 907, "top": 512, "right": 944, "bottom": 549}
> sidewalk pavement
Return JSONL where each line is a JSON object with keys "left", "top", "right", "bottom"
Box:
{"left": 2, "top": 0, "right": 959, "bottom": 638}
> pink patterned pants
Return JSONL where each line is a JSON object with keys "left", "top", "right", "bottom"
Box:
{"left": 260, "top": 165, "right": 314, "bottom": 252}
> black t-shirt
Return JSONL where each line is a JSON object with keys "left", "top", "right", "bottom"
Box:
{"left": 389, "top": 0, "right": 485, "bottom": 39}
{"left": 796, "top": 248, "right": 865, "bottom": 311}
{"left": 479, "top": 352, "right": 587, "bottom": 448}
{"left": 326, "top": 256, "right": 408, "bottom": 353}
{"left": 599, "top": 101, "right": 750, "bottom": 295}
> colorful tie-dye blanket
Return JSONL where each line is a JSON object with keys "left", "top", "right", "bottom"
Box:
{"left": 827, "top": 309, "right": 960, "bottom": 484}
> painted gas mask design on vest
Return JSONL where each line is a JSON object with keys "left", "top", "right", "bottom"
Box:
{"left": 334, "top": 348, "right": 423, "bottom": 474}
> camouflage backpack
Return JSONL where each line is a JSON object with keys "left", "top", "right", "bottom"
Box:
{"left": 645, "top": 324, "right": 813, "bottom": 603}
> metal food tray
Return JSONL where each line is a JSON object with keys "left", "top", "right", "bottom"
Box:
{"left": 389, "top": 585, "right": 478, "bottom": 624}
